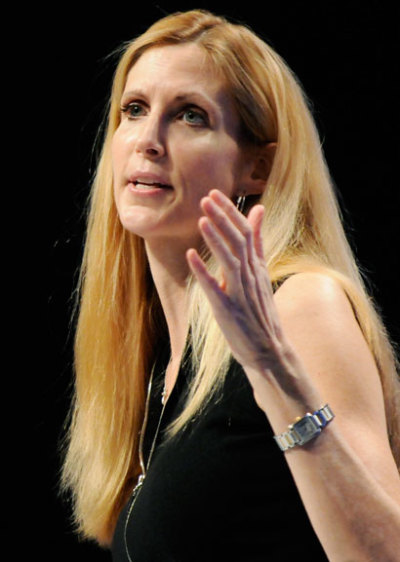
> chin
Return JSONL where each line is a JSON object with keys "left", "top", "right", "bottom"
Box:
{"left": 116, "top": 206, "right": 148, "bottom": 235}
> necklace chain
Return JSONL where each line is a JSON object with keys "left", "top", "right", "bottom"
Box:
{"left": 123, "top": 362, "right": 169, "bottom": 561}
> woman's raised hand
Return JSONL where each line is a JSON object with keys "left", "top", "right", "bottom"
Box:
{"left": 186, "top": 189, "right": 290, "bottom": 377}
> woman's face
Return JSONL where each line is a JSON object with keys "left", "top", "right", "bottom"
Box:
{"left": 112, "top": 43, "right": 254, "bottom": 249}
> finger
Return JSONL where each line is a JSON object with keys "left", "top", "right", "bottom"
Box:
{"left": 197, "top": 216, "right": 245, "bottom": 293}
{"left": 186, "top": 248, "right": 231, "bottom": 311}
{"left": 205, "top": 191, "right": 264, "bottom": 269}
{"left": 200, "top": 192, "right": 281, "bottom": 333}
{"left": 247, "top": 205, "right": 265, "bottom": 261}
{"left": 187, "top": 248, "right": 263, "bottom": 362}
{"left": 244, "top": 206, "right": 276, "bottom": 319}
{"left": 214, "top": 196, "right": 276, "bottom": 327}
{"left": 200, "top": 196, "right": 252, "bottom": 264}
{"left": 206, "top": 191, "right": 265, "bottom": 260}
{"left": 199, "top": 210, "right": 272, "bottom": 333}
{"left": 188, "top": 247, "right": 279, "bottom": 360}
{"left": 203, "top": 194, "right": 269, "bottom": 300}
{"left": 202, "top": 193, "right": 273, "bottom": 305}
{"left": 207, "top": 189, "right": 250, "bottom": 231}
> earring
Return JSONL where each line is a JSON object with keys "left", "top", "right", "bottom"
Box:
{"left": 236, "top": 195, "right": 246, "bottom": 213}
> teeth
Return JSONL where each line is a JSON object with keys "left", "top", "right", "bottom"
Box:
{"left": 135, "top": 182, "right": 160, "bottom": 190}
{"left": 135, "top": 179, "right": 158, "bottom": 186}
{"left": 134, "top": 180, "right": 170, "bottom": 189}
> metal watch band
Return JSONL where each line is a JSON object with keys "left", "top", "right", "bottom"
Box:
{"left": 274, "top": 404, "right": 335, "bottom": 452}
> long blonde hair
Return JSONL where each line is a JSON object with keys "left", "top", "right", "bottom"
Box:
{"left": 61, "top": 9, "right": 400, "bottom": 546}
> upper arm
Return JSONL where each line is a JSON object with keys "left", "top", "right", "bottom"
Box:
{"left": 274, "top": 272, "right": 400, "bottom": 492}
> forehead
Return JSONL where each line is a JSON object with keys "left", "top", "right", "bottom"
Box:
{"left": 123, "top": 43, "right": 228, "bottom": 102}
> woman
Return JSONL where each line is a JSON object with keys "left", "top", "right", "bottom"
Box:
{"left": 62, "top": 9, "right": 400, "bottom": 561}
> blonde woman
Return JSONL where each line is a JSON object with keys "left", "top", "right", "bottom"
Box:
{"left": 62, "top": 10, "right": 400, "bottom": 561}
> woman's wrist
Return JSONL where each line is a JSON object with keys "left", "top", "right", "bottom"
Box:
{"left": 243, "top": 343, "right": 324, "bottom": 435}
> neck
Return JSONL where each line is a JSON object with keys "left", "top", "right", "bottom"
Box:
{"left": 145, "top": 238, "right": 193, "bottom": 362}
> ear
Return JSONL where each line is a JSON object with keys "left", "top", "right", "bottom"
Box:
{"left": 240, "top": 142, "right": 277, "bottom": 196}
{"left": 252, "top": 142, "right": 277, "bottom": 182}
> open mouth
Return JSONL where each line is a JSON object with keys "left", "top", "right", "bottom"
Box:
{"left": 133, "top": 180, "right": 173, "bottom": 190}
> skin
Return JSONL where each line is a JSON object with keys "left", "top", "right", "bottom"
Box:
{"left": 112, "top": 42, "right": 266, "bottom": 367}
{"left": 113, "top": 43, "right": 400, "bottom": 560}
{"left": 112, "top": 43, "right": 262, "bottom": 251}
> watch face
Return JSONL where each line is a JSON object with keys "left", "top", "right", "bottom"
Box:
{"left": 292, "top": 415, "right": 321, "bottom": 444}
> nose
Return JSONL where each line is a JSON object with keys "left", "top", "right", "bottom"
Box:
{"left": 135, "top": 114, "right": 166, "bottom": 159}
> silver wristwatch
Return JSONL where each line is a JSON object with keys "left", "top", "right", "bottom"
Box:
{"left": 274, "top": 404, "right": 335, "bottom": 452}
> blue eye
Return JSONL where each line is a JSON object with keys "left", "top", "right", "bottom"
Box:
{"left": 181, "top": 108, "right": 207, "bottom": 126}
{"left": 121, "top": 102, "right": 146, "bottom": 119}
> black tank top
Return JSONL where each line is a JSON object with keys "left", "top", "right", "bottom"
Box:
{"left": 111, "top": 344, "right": 328, "bottom": 561}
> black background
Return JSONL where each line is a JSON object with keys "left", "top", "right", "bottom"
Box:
{"left": 11, "top": 1, "right": 399, "bottom": 560}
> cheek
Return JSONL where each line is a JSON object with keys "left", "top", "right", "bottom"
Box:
{"left": 187, "top": 143, "right": 241, "bottom": 195}
{"left": 182, "top": 135, "right": 240, "bottom": 177}
{"left": 111, "top": 125, "right": 134, "bottom": 175}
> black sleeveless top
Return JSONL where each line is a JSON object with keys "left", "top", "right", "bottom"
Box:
{"left": 111, "top": 344, "right": 329, "bottom": 561}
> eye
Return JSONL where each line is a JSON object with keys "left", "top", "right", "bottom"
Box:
{"left": 120, "top": 102, "right": 146, "bottom": 119}
{"left": 180, "top": 107, "right": 208, "bottom": 126}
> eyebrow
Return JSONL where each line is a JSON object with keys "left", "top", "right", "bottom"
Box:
{"left": 120, "top": 89, "right": 218, "bottom": 109}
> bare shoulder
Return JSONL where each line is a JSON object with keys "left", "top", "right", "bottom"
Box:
{"left": 274, "top": 271, "right": 353, "bottom": 322}
{"left": 273, "top": 270, "right": 370, "bottom": 364}
{"left": 273, "top": 271, "right": 366, "bottom": 351}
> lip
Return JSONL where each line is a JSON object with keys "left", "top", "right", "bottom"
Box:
{"left": 127, "top": 171, "right": 173, "bottom": 190}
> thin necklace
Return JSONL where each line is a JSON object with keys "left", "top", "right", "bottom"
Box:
{"left": 123, "top": 362, "right": 169, "bottom": 562}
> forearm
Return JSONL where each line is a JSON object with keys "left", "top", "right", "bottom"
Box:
{"left": 286, "top": 424, "right": 400, "bottom": 561}
{"left": 246, "top": 352, "right": 400, "bottom": 561}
